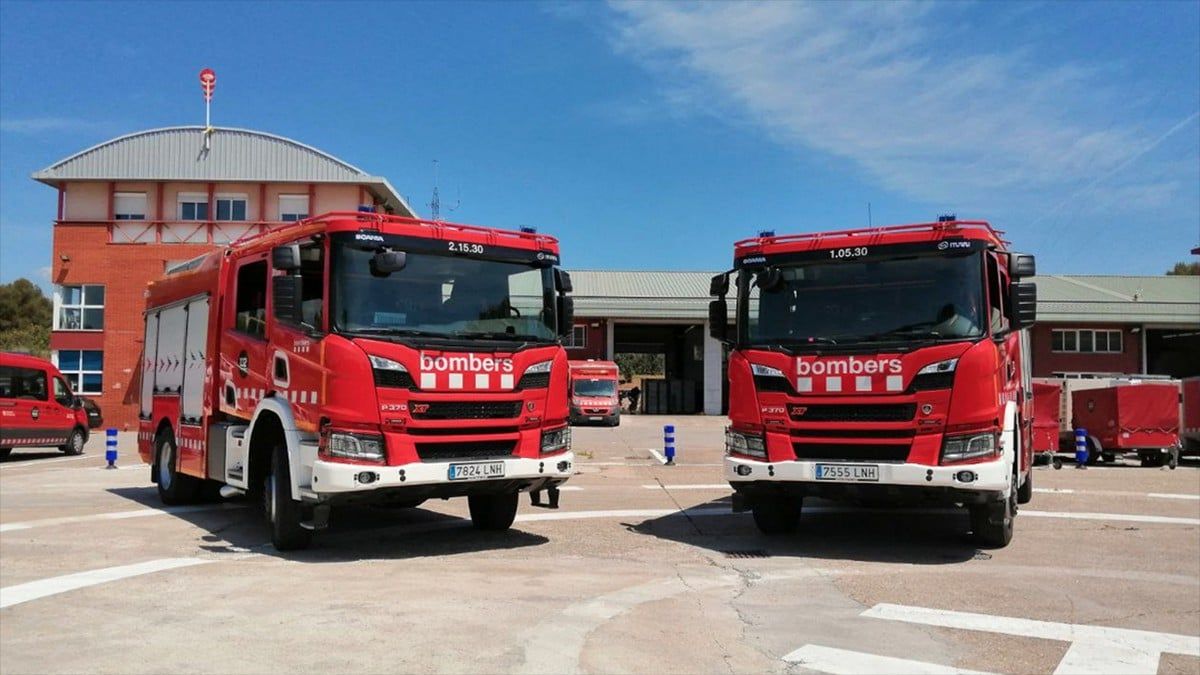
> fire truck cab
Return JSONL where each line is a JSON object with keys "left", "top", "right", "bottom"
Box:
{"left": 710, "top": 220, "right": 1037, "bottom": 547}
{"left": 139, "top": 212, "right": 576, "bottom": 550}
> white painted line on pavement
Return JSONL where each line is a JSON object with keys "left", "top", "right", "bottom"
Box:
{"left": 0, "top": 558, "right": 212, "bottom": 609}
{"left": 863, "top": 603, "right": 1200, "bottom": 675}
{"left": 1148, "top": 493, "right": 1200, "bottom": 501}
{"left": 647, "top": 448, "right": 668, "bottom": 465}
{"left": 556, "top": 486, "right": 584, "bottom": 491}
{"left": 0, "top": 454, "right": 96, "bottom": 469}
{"left": 641, "top": 483, "right": 729, "bottom": 490}
{"left": 1022, "top": 510, "right": 1199, "bottom": 526}
{"left": 1036, "top": 487, "right": 1200, "bottom": 501}
{"left": 782, "top": 644, "right": 991, "bottom": 674}
{"left": 1034, "top": 488, "right": 1076, "bottom": 494}
{"left": 0, "top": 503, "right": 247, "bottom": 533}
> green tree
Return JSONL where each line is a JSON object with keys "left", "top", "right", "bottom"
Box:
{"left": 614, "top": 353, "right": 664, "bottom": 381}
{"left": 0, "top": 279, "right": 52, "bottom": 357}
{"left": 1166, "top": 261, "right": 1200, "bottom": 275}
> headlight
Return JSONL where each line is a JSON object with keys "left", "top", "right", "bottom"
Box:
{"left": 941, "top": 431, "right": 998, "bottom": 463}
{"left": 525, "top": 360, "right": 553, "bottom": 375}
{"left": 541, "top": 426, "right": 571, "bottom": 454}
{"left": 325, "top": 432, "right": 386, "bottom": 462}
{"left": 725, "top": 428, "right": 766, "bottom": 459}
{"left": 368, "top": 355, "right": 407, "bottom": 371}
{"left": 751, "top": 363, "right": 785, "bottom": 378}
{"left": 918, "top": 358, "right": 958, "bottom": 375}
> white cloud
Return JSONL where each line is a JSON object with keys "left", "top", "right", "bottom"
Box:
{"left": 606, "top": 2, "right": 1195, "bottom": 213}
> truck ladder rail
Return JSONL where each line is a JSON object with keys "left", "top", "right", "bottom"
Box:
{"left": 735, "top": 220, "right": 1008, "bottom": 251}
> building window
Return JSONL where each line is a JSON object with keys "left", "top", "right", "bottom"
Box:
{"left": 216, "top": 194, "right": 248, "bottom": 221}
{"left": 178, "top": 193, "right": 209, "bottom": 221}
{"left": 54, "top": 284, "right": 105, "bottom": 330}
{"left": 563, "top": 325, "right": 587, "bottom": 349}
{"left": 1051, "top": 329, "right": 1122, "bottom": 353}
{"left": 113, "top": 192, "right": 147, "bottom": 220}
{"left": 55, "top": 350, "right": 103, "bottom": 394}
{"left": 279, "top": 195, "right": 310, "bottom": 222}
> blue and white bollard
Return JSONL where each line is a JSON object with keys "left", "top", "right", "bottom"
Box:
{"left": 1074, "top": 428, "right": 1088, "bottom": 469}
{"left": 664, "top": 424, "right": 675, "bottom": 465}
{"left": 105, "top": 428, "right": 118, "bottom": 469}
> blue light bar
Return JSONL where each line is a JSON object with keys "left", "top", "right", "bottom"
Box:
{"left": 758, "top": 230, "right": 775, "bottom": 238}
{"left": 520, "top": 226, "right": 537, "bottom": 234}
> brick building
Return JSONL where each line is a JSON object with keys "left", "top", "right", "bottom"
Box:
{"left": 34, "top": 126, "right": 415, "bottom": 429}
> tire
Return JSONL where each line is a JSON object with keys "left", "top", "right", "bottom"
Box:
{"left": 263, "top": 445, "right": 312, "bottom": 551}
{"left": 155, "top": 431, "right": 200, "bottom": 506}
{"left": 1101, "top": 452, "right": 1116, "bottom": 463}
{"left": 1085, "top": 438, "right": 1101, "bottom": 465}
{"left": 751, "top": 497, "right": 801, "bottom": 535}
{"left": 468, "top": 491, "right": 519, "bottom": 531}
{"left": 1017, "top": 466, "right": 1033, "bottom": 505}
{"left": 1139, "top": 450, "right": 1164, "bottom": 468}
{"left": 609, "top": 412, "right": 621, "bottom": 428}
{"left": 0, "top": 448, "right": 11, "bottom": 459}
{"left": 971, "top": 462, "right": 1016, "bottom": 548}
{"left": 59, "top": 427, "right": 86, "bottom": 455}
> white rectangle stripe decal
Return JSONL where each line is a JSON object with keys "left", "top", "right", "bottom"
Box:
{"left": 501, "top": 374, "right": 514, "bottom": 389}
{"left": 826, "top": 376, "right": 842, "bottom": 392}
{"left": 887, "top": 375, "right": 903, "bottom": 391}
{"left": 796, "top": 377, "right": 812, "bottom": 392}
{"left": 448, "top": 373, "right": 463, "bottom": 389}
{"left": 476, "top": 373, "right": 490, "bottom": 389}
{"left": 855, "top": 376, "right": 872, "bottom": 392}
{"left": 421, "top": 373, "right": 437, "bottom": 389}
{"left": 0, "top": 558, "right": 213, "bottom": 609}
{"left": 782, "top": 644, "right": 991, "bottom": 674}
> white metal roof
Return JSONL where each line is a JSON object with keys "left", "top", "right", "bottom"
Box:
{"left": 32, "top": 126, "right": 415, "bottom": 216}
{"left": 568, "top": 271, "right": 1200, "bottom": 326}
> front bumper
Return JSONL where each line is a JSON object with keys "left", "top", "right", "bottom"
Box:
{"left": 311, "top": 452, "right": 575, "bottom": 497}
{"left": 725, "top": 454, "right": 1009, "bottom": 500}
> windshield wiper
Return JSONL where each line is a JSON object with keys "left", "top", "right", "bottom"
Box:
{"left": 860, "top": 327, "right": 943, "bottom": 342}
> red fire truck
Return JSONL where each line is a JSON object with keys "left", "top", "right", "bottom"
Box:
{"left": 568, "top": 360, "right": 621, "bottom": 426}
{"left": 710, "top": 219, "right": 1037, "bottom": 547}
{"left": 138, "top": 212, "right": 576, "bottom": 550}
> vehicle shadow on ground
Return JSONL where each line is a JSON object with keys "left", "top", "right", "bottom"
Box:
{"left": 630, "top": 496, "right": 984, "bottom": 564}
{"left": 106, "top": 486, "right": 550, "bottom": 562}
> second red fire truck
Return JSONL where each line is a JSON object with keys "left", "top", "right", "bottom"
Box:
{"left": 138, "top": 212, "right": 576, "bottom": 550}
{"left": 710, "top": 219, "right": 1037, "bottom": 547}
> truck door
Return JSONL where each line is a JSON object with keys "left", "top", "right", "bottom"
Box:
{"left": 220, "top": 256, "right": 272, "bottom": 419}
{"left": 50, "top": 375, "right": 80, "bottom": 441}
{"left": 268, "top": 236, "right": 326, "bottom": 432}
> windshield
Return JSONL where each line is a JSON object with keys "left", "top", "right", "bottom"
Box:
{"left": 741, "top": 252, "right": 985, "bottom": 346}
{"left": 331, "top": 240, "right": 557, "bottom": 342}
{"left": 573, "top": 379, "right": 617, "bottom": 397}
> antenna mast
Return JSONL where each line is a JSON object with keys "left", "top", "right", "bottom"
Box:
{"left": 430, "top": 160, "right": 441, "bottom": 221}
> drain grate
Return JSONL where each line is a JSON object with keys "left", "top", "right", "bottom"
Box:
{"left": 721, "top": 549, "right": 770, "bottom": 559}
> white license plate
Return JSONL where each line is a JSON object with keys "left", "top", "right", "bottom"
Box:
{"left": 447, "top": 462, "right": 506, "bottom": 481}
{"left": 589, "top": 416, "right": 603, "bottom": 421}
{"left": 815, "top": 464, "right": 879, "bottom": 482}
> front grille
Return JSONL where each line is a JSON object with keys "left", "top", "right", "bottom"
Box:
{"left": 517, "top": 372, "right": 550, "bottom": 389}
{"left": 374, "top": 369, "right": 416, "bottom": 389}
{"left": 790, "top": 403, "right": 916, "bottom": 423}
{"left": 410, "top": 401, "right": 522, "bottom": 420}
{"left": 791, "top": 428, "right": 915, "bottom": 439}
{"left": 414, "top": 441, "right": 516, "bottom": 462}
{"left": 793, "top": 442, "right": 911, "bottom": 462}
{"left": 908, "top": 372, "right": 955, "bottom": 392}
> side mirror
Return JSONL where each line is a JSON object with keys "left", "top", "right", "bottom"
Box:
{"left": 1010, "top": 282, "right": 1037, "bottom": 329}
{"left": 272, "top": 275, "right": 304, "bottom": 324}
{"left": 708, "top": 299, "right": 729, "bottom": 342}
{"left": 555, "top": 268, "right": 573, "bottom": 294}
{"left": 710, "top": 273, "right": 729, "bottom": 297}
{"left": 370, "top": 249, "right": 407, "bottom": 277}
{"left": 557, "top": 296, "right": 575, "bottom": 337}
{"left": 272, "top": 244, "right": 301, "bottom": 272}
{"left": 1009, "top": 253, "right": 1036, "bottom": 278}
{"left": 73, "top": 396, "right": 84, "bottom": 409}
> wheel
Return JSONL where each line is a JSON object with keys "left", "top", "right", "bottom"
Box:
{"left": 1101, "top": 452, "right": 1116, "bottom": 463}
{"left": 468, "top": 491, "right": 519, "bottom": 530}
{"left": 609, "top": 412, "right": 621, "bottom": 427}
{"left": 1085, "top": 438, "right": 1101, "bottom": 465}
{"left": 59, "top": 427, "right": 85, "bottom": 455}
{"left": 1139, "top": 450, "right": 1164, "bottom": 468}
{"left": 1017, "top": 467, "right": 1033, "bottom": 505}
{"left": 0, "top": 448, "right": 11, "bottom": 459}
{"left": 1052, "top": 456, "right": 1063, "bottom": 470}
{"left": 971, "top": 463, "right": 1016, "bottom": 548}
{"left": 155, "top": 431, "right": 200, "bottom": 505}
{"left": 263, "top": 445, "right": 312, "bottom": 550}
{"left": 751, "top": 497, "right": 801, "bottom": 535}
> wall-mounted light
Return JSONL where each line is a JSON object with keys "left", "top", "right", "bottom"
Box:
{"left": 59, "top": 253, "right": 70, "bottom": 262}
{"left": 1130, "top": 327, "right": 1141, "bottom": 334}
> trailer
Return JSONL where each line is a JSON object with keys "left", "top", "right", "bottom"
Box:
{"left": 1031, "top": 381, "right": 1062, "bottom": 464}
{"left": 1182, "top": 377, "right": 1200, "bottom": 457}
{"left": 1071, "top": 383, "right": 1180, "bottom": 468}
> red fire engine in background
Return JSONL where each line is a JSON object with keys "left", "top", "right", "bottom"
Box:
{"left": 138, "top": 212, "right": 576, "bottom": 550}
{"left": 710, "top": 219, "right": 1037, "bottom": 547}
{"left": 568, "top": 360, "right": 621, "bottom": 426}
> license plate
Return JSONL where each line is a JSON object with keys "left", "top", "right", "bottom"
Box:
{"left": 447, "top": 462, "right": 506, "bottom": 481}
{"left": 815, "top": 464, "right": 879, "bottom": 482}
{"left": 589, "top": 416, "right": 603, "bottom": 421}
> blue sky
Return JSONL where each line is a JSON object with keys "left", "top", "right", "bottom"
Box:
{"left": 1, "top": 1, "right": 1197, "bottom": 292}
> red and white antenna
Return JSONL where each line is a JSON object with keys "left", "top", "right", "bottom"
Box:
{"left": 199, "top": 68, "right": 216, "bottom": 131}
